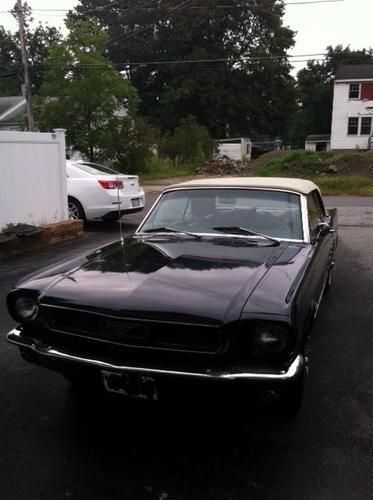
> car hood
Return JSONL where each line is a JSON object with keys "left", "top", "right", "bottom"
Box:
{"left": 38, "top": 236, "right": 289, "bottom": 324}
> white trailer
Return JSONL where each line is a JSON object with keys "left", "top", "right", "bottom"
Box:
{"left": 216, "top": 137, "right": 252, "bottom": 161}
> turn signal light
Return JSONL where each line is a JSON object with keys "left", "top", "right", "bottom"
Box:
{"left": 98, "top": 180, "right": 124, "bottom": 189}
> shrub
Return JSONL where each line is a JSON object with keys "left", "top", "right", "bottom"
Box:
{"left": 105, "top": 117, "right": 160, "bottom": 174}
{"left": 140, "top": 157, "right": 195, "bottom": 180}
{"left": 159, "top": 115, "right": 213, "bottom": 165}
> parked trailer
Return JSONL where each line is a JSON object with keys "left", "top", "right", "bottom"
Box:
{"left": 216, "top": 138, "right": 252, "bottom": 161}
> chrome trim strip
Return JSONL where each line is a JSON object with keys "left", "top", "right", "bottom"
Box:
{"left": 7, "top": 328, "right": 304, "bottom": 382}
{"left": 135, "top": 232, "right": 304, "bottom": 244}
{"left": 300, "top": 194, "right": 311, "bottom": 243}
{"left": 40, "top": 304, "right": 219, "bottom": 328}
{"left": 136, "top": 191, "right": 163, "bottom": 233}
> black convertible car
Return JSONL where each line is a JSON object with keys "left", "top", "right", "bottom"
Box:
{"left": 7, "top": 177, "right": 338, "bottom": 415}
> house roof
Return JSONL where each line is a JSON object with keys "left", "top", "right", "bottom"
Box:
{"left": 0, "top": 96, "right": 26, "bottom": 122}
{"left": 167, "top": 177, "right": 319, "bottom": 195}
{"left": 305, "top": 134, "right": 331, "bottom": 142}
{"left": 335, "top": 64, "right": 373, "bottom": 81}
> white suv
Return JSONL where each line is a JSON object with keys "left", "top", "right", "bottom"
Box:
{"left": 66, "top": 160, "right": 145, "bottom": 221}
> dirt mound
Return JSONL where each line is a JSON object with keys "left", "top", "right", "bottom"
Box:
{"left": 196, "top": 150, "right": 373, "bottom": 179}
{"left": 196, "top": 151, "right": 296, "bottom": 177}
{"left": 327, "top": 152, "right": 373, "bottom": 176}
{"left": 196, "top": 158, "right": 256, "bottom": 176}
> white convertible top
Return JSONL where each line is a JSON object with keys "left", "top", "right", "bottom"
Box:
{"left": 167, "top": 177, "right": 319, "bottom": 195}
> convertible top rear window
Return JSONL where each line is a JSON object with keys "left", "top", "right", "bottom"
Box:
{"left": 141, "top": 188, "right": 303, "bottom": 240}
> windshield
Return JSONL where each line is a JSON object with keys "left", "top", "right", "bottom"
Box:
{"left": 140, "top": 189, "right": 303, "bottom": 240}
{"left": 74, "top": 162, "right": 120, "bottom": 176}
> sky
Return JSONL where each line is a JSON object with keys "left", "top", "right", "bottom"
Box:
{"left": 1, "top": 0, "right": 373, "bottom": 73}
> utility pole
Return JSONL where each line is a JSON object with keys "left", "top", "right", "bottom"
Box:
{"left": 15, "top": 0, "right": 35, "bottom": 131}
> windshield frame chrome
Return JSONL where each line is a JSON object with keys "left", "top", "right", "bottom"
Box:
{"left": 136, "top": 186, "right": 310, "bottom": 244}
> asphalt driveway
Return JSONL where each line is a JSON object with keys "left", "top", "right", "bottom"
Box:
{"left": 0, "top": 196, "right": 373, "bottom": 500}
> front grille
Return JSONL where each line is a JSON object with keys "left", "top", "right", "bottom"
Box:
{"left": 41, "top": 306, "right": 222, "bottom": 354}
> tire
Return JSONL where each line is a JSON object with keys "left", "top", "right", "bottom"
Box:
{"left": 68, "top": 197, "right": 86, "bottom": 221}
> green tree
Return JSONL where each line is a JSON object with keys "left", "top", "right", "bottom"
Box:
{"left": 38, "top": 20, "right": 138, "bottom": 162}
{"left": 72, "top": 0, "right": 296, "bottom": 140}
{"left": 0, "top": 26, "right": 21, "bottom": 95}
{"left": 0, "top": 6, "right": 62, "bottom": 97}
{"left": 27, "top": 24, "right": 62, "bottom": 93}
{"left": 104, "top": 116, "right": 159, "bottom": 173}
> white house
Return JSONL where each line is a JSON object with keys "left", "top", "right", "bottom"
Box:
{"left": 331, "top": 65, "right": 373, "bottom": 150}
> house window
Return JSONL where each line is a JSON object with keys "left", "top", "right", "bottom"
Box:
{"left": 361, "top": 117, "right": 372, "bottom": 135}
{"left": 348, "top": 117, "right": 359, "bottom": 135}
{"left": 361, "top": 83, "right": 373, "bottom": 100}
{"left": 349, "top": 83, "right": 360, "bottom": 99}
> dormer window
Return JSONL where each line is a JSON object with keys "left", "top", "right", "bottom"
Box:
{"left": 349, "top": 83, "right": 360, "bottom": 99}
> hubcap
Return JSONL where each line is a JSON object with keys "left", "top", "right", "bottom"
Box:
{"left": 68, "top": 202, "right": 80, "bottom": 220}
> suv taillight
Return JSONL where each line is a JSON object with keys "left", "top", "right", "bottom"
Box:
{"left": 98, "top": 180, "right": 124, "bottom": 189}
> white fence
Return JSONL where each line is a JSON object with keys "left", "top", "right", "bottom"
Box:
{"left": 0, "top": 129, "right": 68, "bottom": 230}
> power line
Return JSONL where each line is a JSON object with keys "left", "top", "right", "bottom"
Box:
{"left": 0, "top": 0, "right": 346, "bottom": 15}
{"left": 103, "top": 0, "right": 192, "bottom": 48}
{"left": 115, "top": 52, "right": 328, "bottom": 66}
{"left": 3, "top": 52, "right": 327, "bottom": 70}
{"left": 286, "top": 0, "right": 344, "bottom": 3}
{"left": 116, "top": 0, "right": 192, "bottom": 43}
{"left": 0, "top": 0, "right": 125, "bottom": 16}
{"left": 0, "top": 56, "right": 328, "bottom": 79}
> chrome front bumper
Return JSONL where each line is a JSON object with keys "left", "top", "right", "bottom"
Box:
{"left": 7, "top": 327, "right": 304, "bottom": 382}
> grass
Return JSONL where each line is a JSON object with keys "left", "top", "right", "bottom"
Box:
{"left": 140, "top": 158, "right": 196, "bottom": 181}
{"left": 256, "top": 150, "right": 324, "bottom": 177}
{"left": 255, "top": 150, "right": 373, "bottom": 195}
{"left": 315, "top": 176, "right": 373, "bottom": 196}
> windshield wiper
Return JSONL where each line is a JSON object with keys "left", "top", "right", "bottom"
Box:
{"left": 212, "top": 226, "right": 280, "bottom": 246}
{"left": 140, "top": 226, "right": 202, "bottom": 239}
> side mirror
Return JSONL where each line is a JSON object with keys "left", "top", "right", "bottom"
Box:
{"left": 317, "top": 222, "right": 335, "bottom": 238}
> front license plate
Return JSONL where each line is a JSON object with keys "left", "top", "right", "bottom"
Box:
{"left": 101, "top": 371, "right": 159, "bottom": 400}
{"left": 131, "top": 198, "right": 142, "bottom": 208}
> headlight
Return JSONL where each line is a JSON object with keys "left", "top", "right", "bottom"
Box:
{"left": 13, "top": 296, "right": 39, "bottom": 322}
{"left": 252, "top": 322, "right": 293, "bottom": 357}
